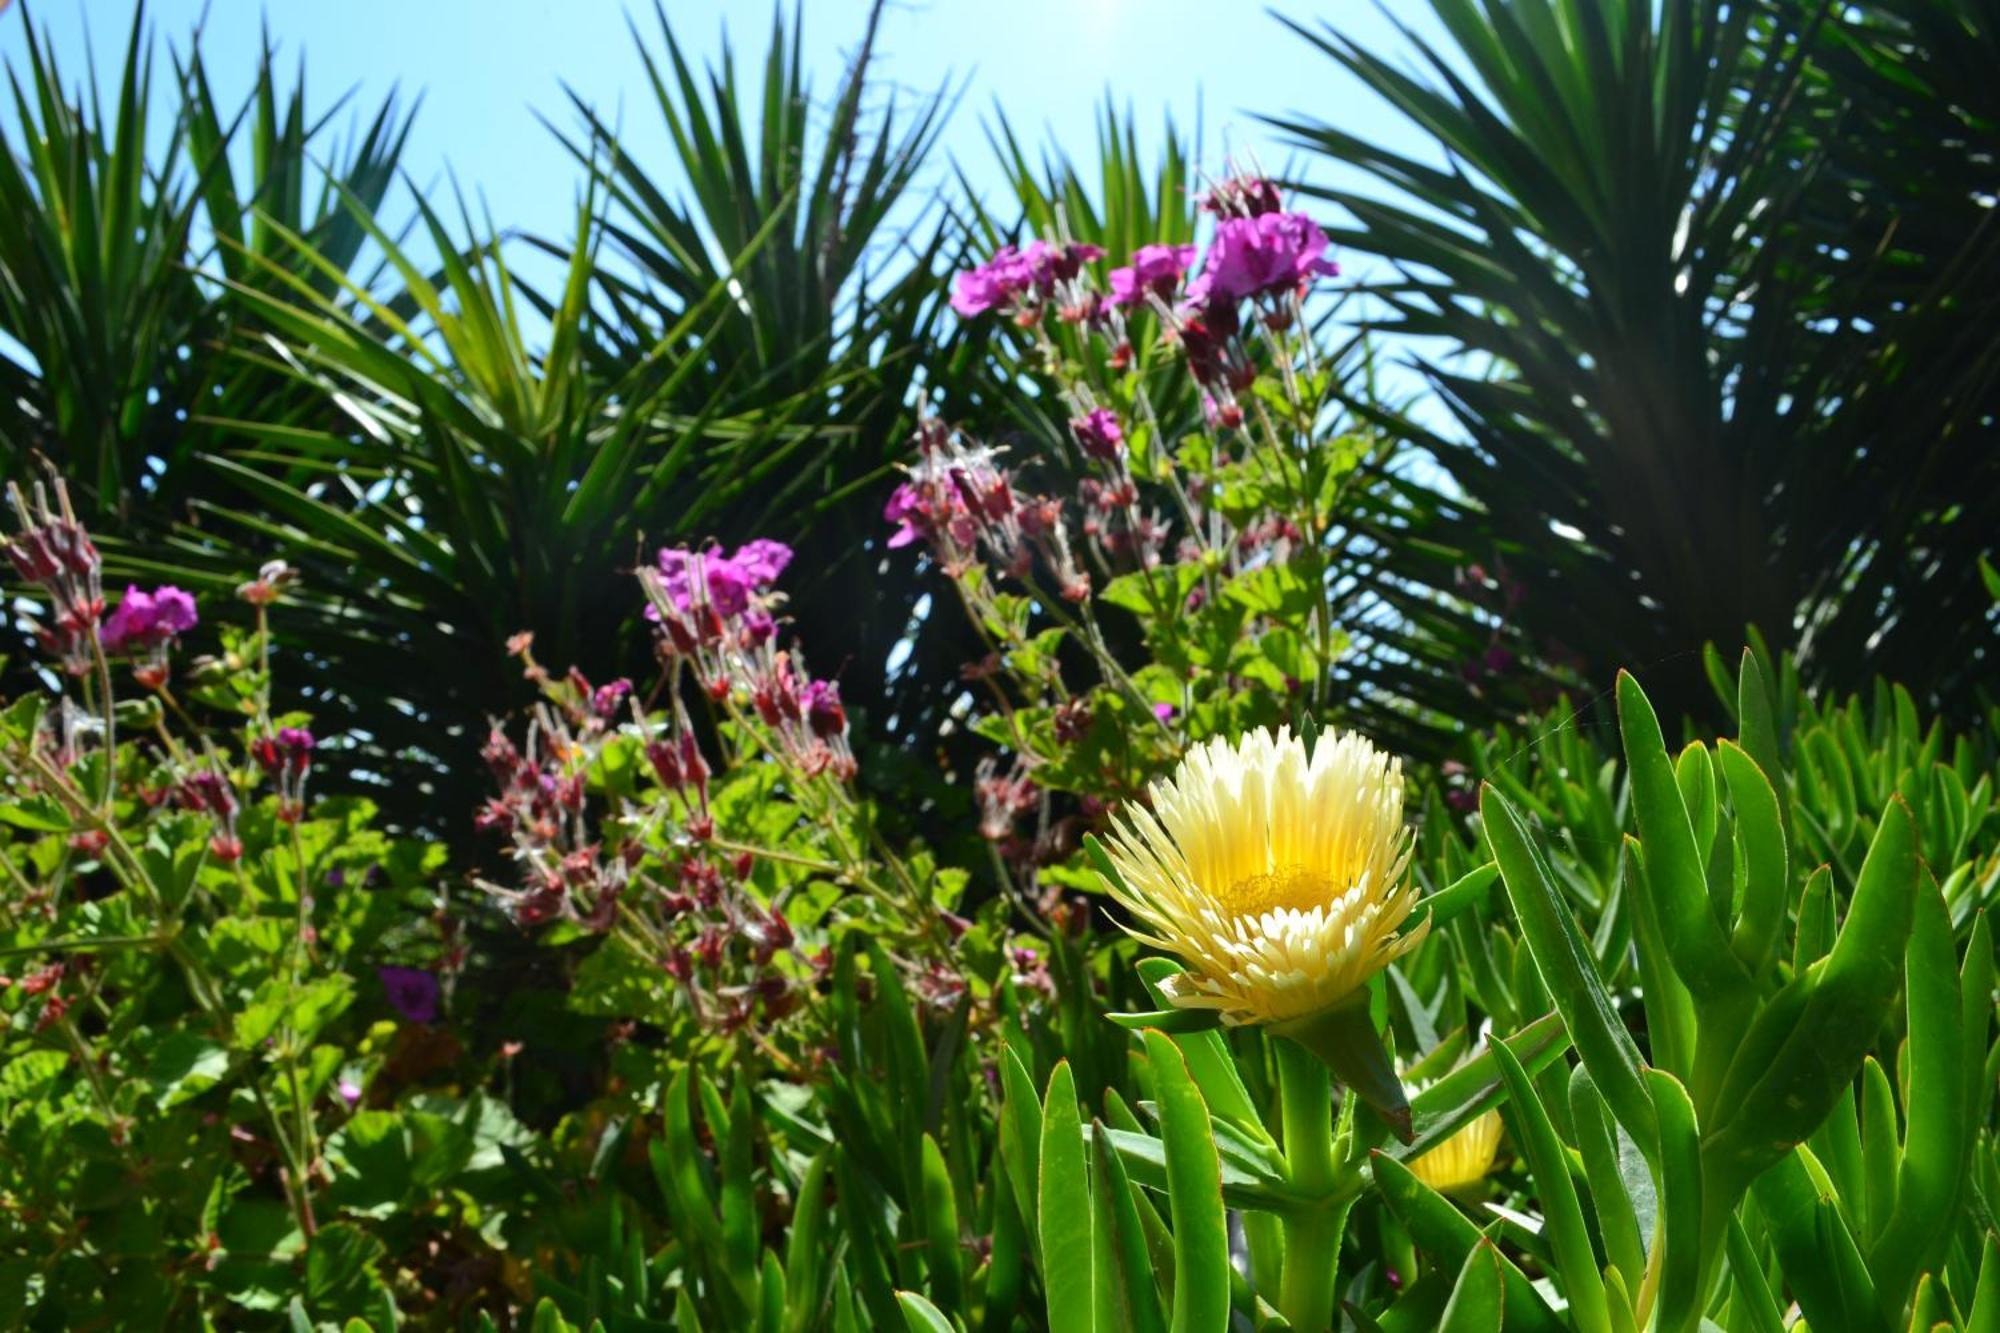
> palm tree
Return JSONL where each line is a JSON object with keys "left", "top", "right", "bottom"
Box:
{"left": 1268, "top": 0, "right": 2000, "bottom": 728}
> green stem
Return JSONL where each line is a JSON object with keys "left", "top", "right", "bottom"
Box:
{"left": 1277, "top": 1039, "right": 1346, "bottom": 1331}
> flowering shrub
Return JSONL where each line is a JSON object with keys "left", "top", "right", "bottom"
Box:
{"left": 0, "top": 479, "right": 474, "bottom": 1325}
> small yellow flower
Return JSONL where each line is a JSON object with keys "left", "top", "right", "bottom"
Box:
{"left": 1408, "top": 1107, "right": 1504, "bottom": 1193}
{"left": 1101, "top": 726, "right": 1426, "bottom": 1027}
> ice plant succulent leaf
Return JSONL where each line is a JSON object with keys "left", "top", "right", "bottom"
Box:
{"left": 1097, "top": 726, "right": 1424, "bottom": 1028}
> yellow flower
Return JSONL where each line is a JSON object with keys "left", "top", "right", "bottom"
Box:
{"left": 1101, "top": 726, "right": 1426, "bottom": 1027}
{"left": 1408, "top": 1107, "right": 1503, "bottom": 1193}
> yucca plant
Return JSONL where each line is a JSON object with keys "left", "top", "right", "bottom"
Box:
{"left": 0, "top": 4, "right": 411, "bottom": 519}
{"left": 189, "top": 182, "right": 801, "bottom": 812}
{"left": 546, "top": 0, "right": 975, "bottom": 758}
{"left": 1267, "top": 0, "right": 2000, "bottom": 729}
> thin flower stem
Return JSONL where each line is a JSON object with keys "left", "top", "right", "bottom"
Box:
{"left": 90, "top": 638, "right": 118, "bottom": 816}
{"left": 0, "top": 934, "right": 168, "bottom": 959}
{"left": 708, "top": 838, "right": 841, "bottom": 875}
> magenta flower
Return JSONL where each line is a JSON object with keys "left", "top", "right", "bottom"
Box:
{"left": 378, "top": 966, "right": 440, "bottom": 1024}
{"left": 590, "top": 679, "right": 633, "bottom": 720}
{"left": 99, "top": 584, "right": 198, "bottom": 654}
{"left": 654, "top": 541, "right": 793, "bottom": 618}
{"left": 1069, "top": 408, "right": 1125, "bottom": 461}
{"left": 1108, "top": 243, "right": 1197, "bottom": 308}
{"left": 1191, "top": 212, "right": 1339, "bottom": 306}
{"left": 884, "top": 482, "right": 926, "bottom": 549}
{"left": 801, "top": 679, "right": 846, "bottom": 739}
{"left": 950, "top": 241, "right": 1104, "bottom": 317}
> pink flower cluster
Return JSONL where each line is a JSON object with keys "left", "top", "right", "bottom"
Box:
{"left": 175, "top": 768, "right": 243, "bottom": 862}
{"left": 1186, "top": 211, "right": 1338, "bottom": 308}
{"left": 475, "top": 682, "right": 618, "bottom": 928}
{"left": 951, "top": 240, "right": 1105, "bottom": 320}
{"left": 654, "top": 539, "right": 791, "bottom": 625}
{"left": 641, "top": 537, "right": 857, "bottom": 786}
{"left": 475, "top": 652, "right": 809, "bottom": 1034}
{"left": 1107, "top": 243, "right": 1197, "bottom": 309}
{"left": 884, "top": 413, "right": 1091, "bottom": 601}
{"left": 751, "top": 656, "right": 857, "bottom": 782}
{"left": 100, "top": 584, "right": 198, "bottom": 654}
{"left": 4, "top": 478, "right": 104, "bottom": 675}
{"left": 252, "top": 727, "right": 316, "bottom": 823}
{"left": 643, "top": 539, "right": 792, "bottom": 684}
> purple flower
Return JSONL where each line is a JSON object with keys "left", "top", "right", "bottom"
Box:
{"left": 1069, "top": 408, "right": 1125, "bottom": 461}
{"left": 591, "top": 679, "right": 633, "bottom": 720}
{"left": 802, "top": 679, "right": 846, "bottom": 739}
{"left": 1152, "top": 702, "right": 1178, "bottom": 722}
{"left": 378, "top": 966, "right": 440, "bottom": 1024}
{"left": 654, "top": 540, "right": 794, "bottom": 618}
{"left": 99, "top": 584, "right": 198, "bottom": 654}
{"left": 1108, "top": 243, "right": 1197, "bottom": 308}
{"left": 950, "top": 241, "right": 1104, "bottom": 317}
{"left": 1192, "top": 213, "right": 1339, "bottom": 306}
{"left": 884, "top": 482, "right": 926, "bottom": 549}
{"left": 338, "top": 1079, "right": 363, "bottom": 1107}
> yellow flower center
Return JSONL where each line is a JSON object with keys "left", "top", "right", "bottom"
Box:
{"left": 1219, "top": 863, "right": 1341, "bottom": 917}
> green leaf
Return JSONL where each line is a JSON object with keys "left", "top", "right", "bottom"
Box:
{"left": 1037, "top": 1062, "right": 1093, "bottom": 1333}
{"left": 1568, "top": 1064, "right": 1646, "bottom": 1289}
{"left": 1751, "top": 1149, "right": 1887, "bottom": 1333}
{"left": 1369, "top": 1153, "right": 1563, "bottom": 1333}
{"left": 1482, "top": 783, "right": 1656, "bottom": 1152}
{"left": 144, "top": 1031, "right": 231, "bottom": 1109}
{"left": 1491, "top": 1038, "right": 1610, "bottom": 1333}
{"left": 918, "top": 1134, "right": 964, "bottom": 1314}
{"left": 1413, "top": 862, "right": 1501, "bottom": 932}
{"left": 1618, "top": 672, "right": 1748, "bottom": 1004}
{"left": 1715, "top": 740, "right": 1788, "bottom": 976}
{"left": 1706, "top": 798, "right": 1919, "bottom": 1192}
{"left": 895, "top": 1292, "right": 955, "bottom": 1333}
{"left": 1867, "top": 871, "right": 1963, "bottom": 1313}
{"left": 1437, "top": 1242, "right": 1505, "bottom": 1333}
{"left": 1089, "top": 1118, "right": 1170, "bottom": 1333}
{"left": 783, "top": 1149, "right": 831, "bottom": 1333}
{"left": 1140, "top": 1030, "right": 1231, "bottom": 1333}
{"left": 1645, "top": 1069, "right": 1705, "bottom": 1333}
{"left": 999, "top": 1045, "right": 1043, "bottom": 1248}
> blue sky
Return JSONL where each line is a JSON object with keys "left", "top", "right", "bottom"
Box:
{"left": 0, "top": 1, "right": 1448, "bottom": 270}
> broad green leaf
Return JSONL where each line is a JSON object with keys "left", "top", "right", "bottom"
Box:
{"left": 1568, "top": 1064, "right": 1646, "bottom": 1288}
{"left": 1038, "top": 1061, "right": 1093, "bottom": 1333}
{"left": 999, "top": 1045, "right": 1043, "bottom": 1246}
{"left": 1706, "top": 799, "right": 1919, "bottom": 1192}
{"left": 1618, "top": 672, "right": 1748, "bottom": 1003}
{"left": 895, "top": 1292, "right": 956, "bottom": 1333}
{"left": 1714, "top": 740, "right": 1787, "bottom": 975}
{"left": 1751, "top": 1149, "right": 1888, "bottom": 1333}
{"left": 1868, "top": 873, "right": 1963, "bottom": 1314}
{"left": 1140, "top": 1030, "right": 1231, "bottom": 1333}
{"left": 1438, "top": 1242, "right": 1505, "bottom": 1333}
{"left": 1089, "top": 1117, "right": 1169, "bottom": 1333}
{"left": 1646, "top": 1069, "right": 1706, "bottom": 1333}
{"left": 919, "top": 1134, "right": 964, "bottom": 1314}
